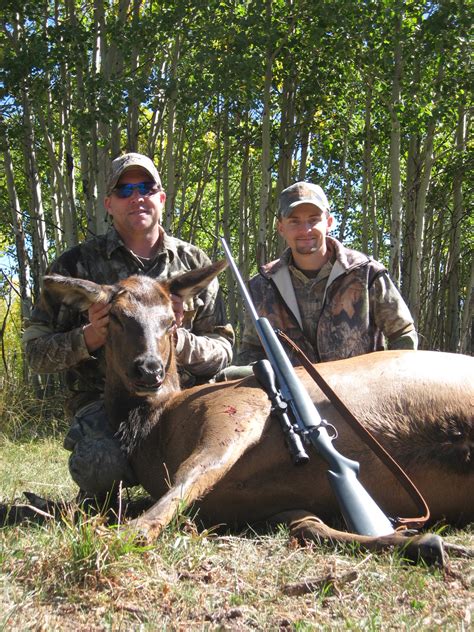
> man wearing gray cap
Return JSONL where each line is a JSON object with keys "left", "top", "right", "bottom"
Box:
{"left": 24, "top": 152, "right": 234, "bottom": 502}
{"left": 237, "top": 181, "right": 417, "bottom": 366}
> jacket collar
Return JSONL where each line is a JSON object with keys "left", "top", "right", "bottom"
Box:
{"left": 105, "top": 225, "right": 177, "bottom": 263}
{"left": 258, "top": 237, "right": 373, "bottom": 328}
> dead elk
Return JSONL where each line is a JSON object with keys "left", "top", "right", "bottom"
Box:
{"left": 44, "top": 264, "right": 474, "bottom": 566}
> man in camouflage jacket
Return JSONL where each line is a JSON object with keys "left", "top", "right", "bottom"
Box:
{"left": 24, "top": 153, "right": 234, "bottom": 499}
{"left": 237, "top": 182, "right": 417, "bottom": 366}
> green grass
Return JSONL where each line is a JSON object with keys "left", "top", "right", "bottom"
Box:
{"left": 0, "top": 392, "right": 473, "bottom": 630}
{"left": 0, "top": 436, "right": 74, "bottom": 502}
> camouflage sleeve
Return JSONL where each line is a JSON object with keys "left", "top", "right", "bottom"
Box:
{"left": 22, "top": 256, "right": 92, "bottom": 374}
{"left": 24, "top": 323, "right": 91, "bottom": 374}
{"left": 372, "top": 273, "right": 418, "bottom": 350}
{"left": 174, "top": 277, "right": 234, "bottom": 376}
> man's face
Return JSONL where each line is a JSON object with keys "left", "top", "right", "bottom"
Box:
{"left": 277, "top": 203, "right": 333, "bottom": 256}
{"left": 104, "top": 168, "right": 166, "bottom": 238}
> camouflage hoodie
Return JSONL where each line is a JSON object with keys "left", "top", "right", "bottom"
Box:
{"left": 237, "top": 237, "right": 417, "bottom": 365}
{"left": 24, "top": 227, "right": 234, "bottom": 413}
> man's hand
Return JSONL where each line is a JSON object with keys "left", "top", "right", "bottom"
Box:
{"left": 171, "top": 294, "right": 184, "bottom": 327}
{"left": 83, "top": 302, "right": 111, "bottom": 352}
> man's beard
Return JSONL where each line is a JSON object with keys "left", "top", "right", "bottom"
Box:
{"left": 294, "top": 239, "right": 320, "bottom": 255}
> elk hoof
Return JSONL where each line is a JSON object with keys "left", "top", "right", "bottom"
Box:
{"left": 122, "top": 518, "right": 153, "bottom": 544}
{"left": 402, "top": 533, "right": 447, "bottom": 567}
{"left": 127, "top": 517, "right": 163, "bottom": 543}
{"left": 287, "top": 515, "right": 327, "bottom": 545}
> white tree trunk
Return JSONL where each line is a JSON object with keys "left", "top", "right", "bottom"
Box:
{"left": 447, "top": 103, "right": 466, "bottom": 351}
{"left": 388, "top": 13, "right": 403, "bottom": 285}
{"left": 22, "top": 88, "right": 49, "bottom": 291}
{"left": 257, "top": 18, "right": 273, "bottom": 266}
{"left": 3, "top": 146, "right": 32, "bottom": 320}
{"left": 164, "top": 35, "right": 180, "bottom": 231}
{"left": 406, "top": 58, "right": 443, "bottom": 323}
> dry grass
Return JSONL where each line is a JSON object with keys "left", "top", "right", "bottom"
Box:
{"left": 1, "top": 435, "right": 473, "bottom": 631}
{"left": 2, "top": 507, "right": 473, "bottom": 631}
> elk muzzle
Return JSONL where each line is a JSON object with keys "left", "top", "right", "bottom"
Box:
{"left": 130, "top": 355, "right": 165, "bottom": 394}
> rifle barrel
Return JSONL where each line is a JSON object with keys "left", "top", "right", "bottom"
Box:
{"left": 220, "top": 237, "right": 260, "bottom": 321}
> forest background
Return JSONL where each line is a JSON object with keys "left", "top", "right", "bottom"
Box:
{"left": 0, "top": 0, "right": 472, "bottom": 390}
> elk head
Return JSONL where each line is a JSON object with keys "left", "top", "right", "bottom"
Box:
{"left": 43, "top": 260, "right": 227, "bottom": 400}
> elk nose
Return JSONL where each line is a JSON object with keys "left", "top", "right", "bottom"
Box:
{"left": 134, "top": 357, "right": 164, "bottom": 385}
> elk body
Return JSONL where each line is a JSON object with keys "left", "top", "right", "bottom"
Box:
{"left": 44, "top": 263, "right": 474, "bottom": 565}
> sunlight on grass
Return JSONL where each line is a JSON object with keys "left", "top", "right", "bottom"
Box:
{"left": 0, "top": 389, "right": 472, "bottom": 629}
{"left": 1, "top": 505, "right": 473, "bottom": 630}
{"left": 0, "top": 436, "right": 75, "bottom": 502}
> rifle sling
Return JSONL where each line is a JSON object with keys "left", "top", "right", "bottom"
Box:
{"left": 277, "top": 331, "right": 430, "bottom": 530}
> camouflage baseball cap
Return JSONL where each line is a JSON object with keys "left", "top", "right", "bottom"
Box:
{"left": 106, "top": 153, "right": 162, "bottom": 195}
{"left": 279, "top": 182, "right": 330, "bottom": 217}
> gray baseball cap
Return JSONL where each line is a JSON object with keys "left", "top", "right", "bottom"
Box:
{"left": 279, "top": 182, "right": 330, "bottom": 217}
{"left": 106, "top": 153, "right": 162, "bottom": 195}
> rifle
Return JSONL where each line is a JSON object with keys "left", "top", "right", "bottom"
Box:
{"left": 220, "top": 237, "right": 395, "bottom": 537}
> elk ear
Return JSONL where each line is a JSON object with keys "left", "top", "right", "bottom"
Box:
{"left": 166, "top": 260, "right": 227, "bottom": 300}
{"left": 43, "top": 274, "right": 116, "bottom": 311}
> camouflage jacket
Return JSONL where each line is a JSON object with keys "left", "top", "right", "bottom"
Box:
{"left": 237, "top": 237, "right": 417, "bottom": 365}
{"left": 24, "top": 227, "right": 234, "bottom": 413}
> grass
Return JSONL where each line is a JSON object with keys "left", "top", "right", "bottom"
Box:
{"left": 1, "top": 436, "right": 473, "bottom": 630}
{"left": 0, "top": 382, "right": 473, "bottom": 630}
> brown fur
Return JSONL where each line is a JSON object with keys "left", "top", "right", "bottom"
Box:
{"left": 44, "top": 265, "right": 474, "bottom": 563}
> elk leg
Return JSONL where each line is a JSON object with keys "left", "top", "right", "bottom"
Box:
{"left": 130, "top": 433, "right": 261, "bottom": 540}
{"left": 269, "top": 510, "right": 447, "bottom": 567}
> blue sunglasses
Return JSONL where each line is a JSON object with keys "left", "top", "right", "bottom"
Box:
{"left": 113, "top": 182, "right": 159, "bottom": 198}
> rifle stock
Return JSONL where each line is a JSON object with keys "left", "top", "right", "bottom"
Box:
{"left": 221, "top": 237, "right": 395, "bottom": 537}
